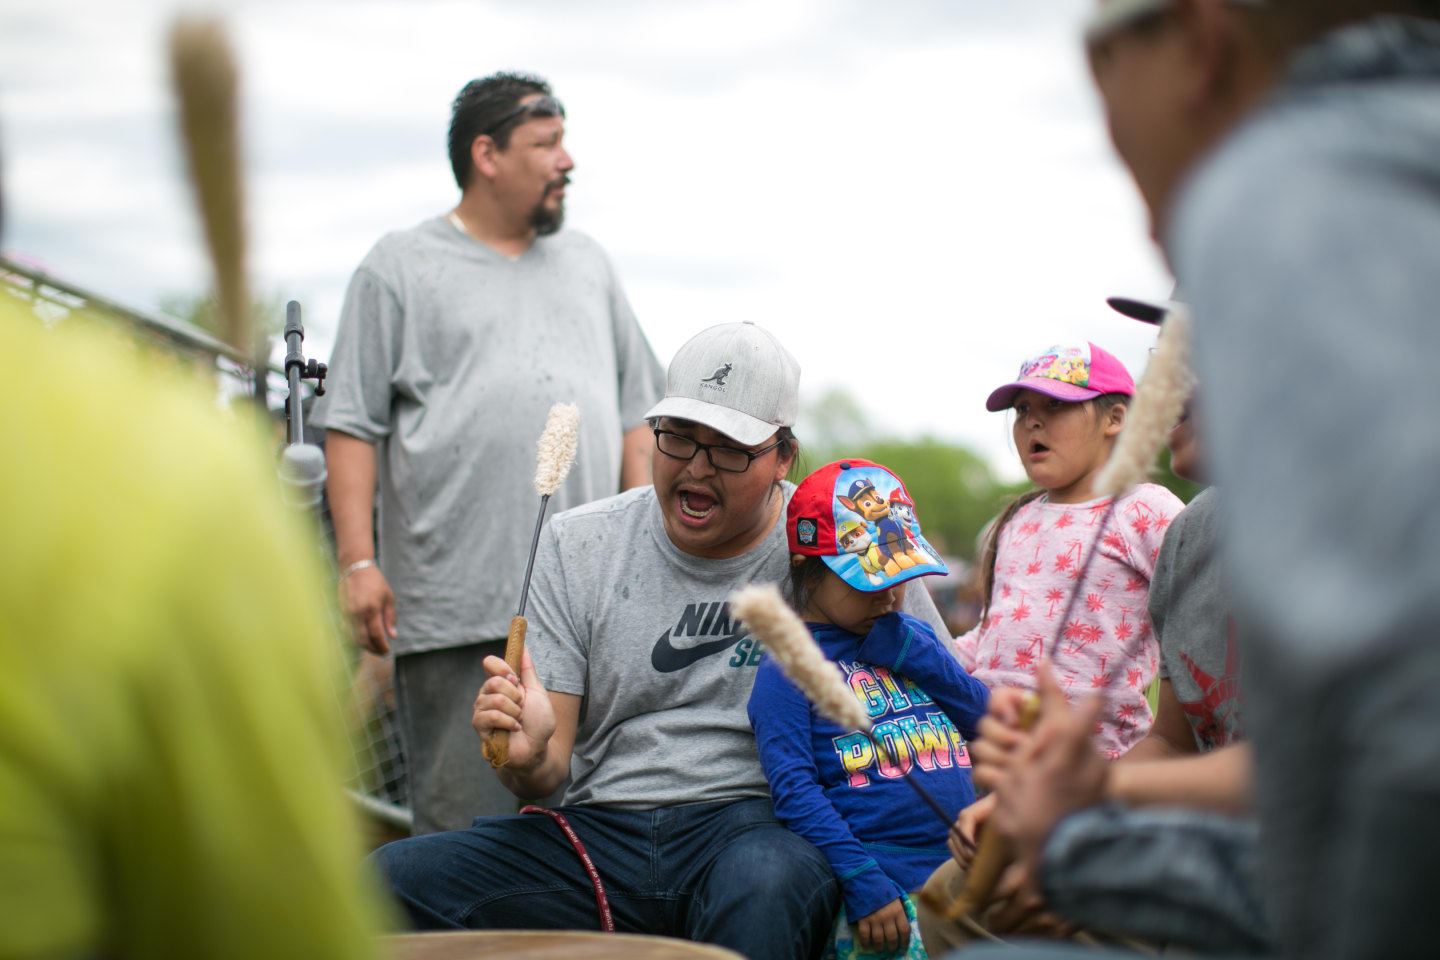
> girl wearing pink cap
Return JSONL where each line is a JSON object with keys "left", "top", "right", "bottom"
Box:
{"left": 956, "top": 342, "right": 1182, "bottom": 761}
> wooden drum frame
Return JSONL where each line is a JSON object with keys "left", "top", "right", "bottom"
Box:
{"left": 387, "top": 931, "right": 747, "bottom": 960}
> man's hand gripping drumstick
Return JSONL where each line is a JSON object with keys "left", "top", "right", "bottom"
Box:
{"left": 479, "top": 403, "right": 580, "bottom": 768}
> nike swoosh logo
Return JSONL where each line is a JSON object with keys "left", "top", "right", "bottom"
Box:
{"left": 651, "top": 628, "right": 745, "bottom": 673}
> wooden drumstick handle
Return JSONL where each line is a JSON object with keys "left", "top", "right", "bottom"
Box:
{"left": 502, "top": 614, "right": 527, "bottom": 673}
{"left": 946, "top": 692, "right": 1042, "bottom": 920}
{"left": 481, "top": 615, "right": 528, "bottom": 768}
{"left": 946, "top": 821, "right": 1013, "bottom": 919}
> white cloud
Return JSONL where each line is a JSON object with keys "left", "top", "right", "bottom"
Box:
{"left": 1, "top": 0, "right": 1173, "bottom": 483}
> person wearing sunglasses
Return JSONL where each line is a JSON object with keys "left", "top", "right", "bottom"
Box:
{"left": 973, "top": 3, "right": 1440, "bottom": 960}
{"left": 316, "top": 71, "right": 665, "bottom": 835}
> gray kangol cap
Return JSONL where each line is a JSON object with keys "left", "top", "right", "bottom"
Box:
{"left": 643, "top": 321, "right": 801, "bottom": 446}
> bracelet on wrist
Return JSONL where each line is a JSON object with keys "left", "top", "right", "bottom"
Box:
{"left": 339, "top": 558, "right": 377, "bottom": 581}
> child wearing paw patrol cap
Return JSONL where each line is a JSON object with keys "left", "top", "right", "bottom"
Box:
{"left": 748, "top": 459, "right": 990, "bottom": 960}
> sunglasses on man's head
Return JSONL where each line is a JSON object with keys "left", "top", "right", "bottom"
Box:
{"left": 1083, "top": 0, "right": 1265, "bottom": 47}
{"left": 482, "top": 94, "right": 566, "bottom": 137}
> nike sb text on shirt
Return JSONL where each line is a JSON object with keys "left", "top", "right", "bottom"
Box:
{"left": 651, "top": 602, "right": 764, "bottom": 673}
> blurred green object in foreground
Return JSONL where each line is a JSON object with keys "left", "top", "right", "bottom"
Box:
{"left": 0, "top": 300, "right": 389, "bottom": 958}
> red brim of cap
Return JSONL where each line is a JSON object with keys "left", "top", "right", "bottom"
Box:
{"left": 986, "top": 378, "right": 1101, "bottom": 412}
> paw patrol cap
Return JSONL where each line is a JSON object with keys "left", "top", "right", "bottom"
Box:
{"left": 788, "top": 458, "right": 948, "bottom": 593}
{"left": 985, "top": 341, "right": 1135, "bottom": 412}
{"left": 644, "top": 322, "right": 801, "bottom": 447}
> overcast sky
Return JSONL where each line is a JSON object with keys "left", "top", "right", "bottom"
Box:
{"left": 1, "top": 0, "right": 1173, "bottom": 480}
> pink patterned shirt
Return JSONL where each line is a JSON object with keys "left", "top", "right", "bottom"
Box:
{"left": 956, "top": 485, "right": 1184, "bottom": 758}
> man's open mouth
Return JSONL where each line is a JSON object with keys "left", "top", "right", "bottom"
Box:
{"left": 679, "top": 490, "right": 718, "bottom": 519}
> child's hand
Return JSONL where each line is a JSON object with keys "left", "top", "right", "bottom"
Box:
{"left": 947, "top": 792, "right": 997, "bottom": 868}
{"left": 856, "top": 898, "right": 910, "bottom": 954}
{"left": 970, "top": 686, "right": 1036, "bottom": 793}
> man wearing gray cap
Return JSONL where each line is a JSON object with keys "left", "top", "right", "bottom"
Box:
{"left": 371, "top": 322, "right": 953, "bottom": 959}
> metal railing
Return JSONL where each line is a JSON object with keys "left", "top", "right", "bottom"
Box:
{"left": 0, "top": 254, "right": 283, "bottom": 400}
{"left": 4, "top": 254, "right": 413, "bottom": 835}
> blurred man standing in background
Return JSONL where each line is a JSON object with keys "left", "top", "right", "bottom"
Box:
{"left": 317, "top": 71, "right": 664, "bottom": 834}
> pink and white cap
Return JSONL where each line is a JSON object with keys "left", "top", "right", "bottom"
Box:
{"left": 985, "top": 341, "right": 1135, "bottom": 412}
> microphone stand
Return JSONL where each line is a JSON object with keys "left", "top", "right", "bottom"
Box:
{"left": 277, "top": 300, "right": 329, "bottom": 509}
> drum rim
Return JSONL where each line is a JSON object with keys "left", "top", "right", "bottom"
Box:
{"left": 383, "top": 929, "right": 745, "bottom": 954}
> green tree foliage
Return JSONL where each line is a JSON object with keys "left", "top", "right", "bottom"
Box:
{"left": 1154, "top": 446, "right": 1204, "bottom": 503}
{"left": 159, "top": 290, "right": 287, "bottom": 343}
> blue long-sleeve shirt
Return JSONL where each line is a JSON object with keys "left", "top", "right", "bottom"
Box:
{"left": 747, "top": 611, "right": 990, "bottom": 921}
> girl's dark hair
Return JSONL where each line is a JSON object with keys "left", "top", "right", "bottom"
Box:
{"left": 787, "top": 555, "right": 831, "bottom": 616}
{"left": 977, "top": 490, "right": 1045, "bottom": 623}
{"left": 978, "top": 392, "right": 1132, "bottom": 620}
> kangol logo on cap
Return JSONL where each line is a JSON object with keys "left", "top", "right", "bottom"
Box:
{"left": 700, "top": 362, "right": 732, "bottom": 392}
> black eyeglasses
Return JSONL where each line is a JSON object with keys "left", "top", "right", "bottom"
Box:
{"left": 653, "top": 429, "right": 784, "bottom": 474}
{"left": 482, "top": 94, "right": 565, "bottom": 137}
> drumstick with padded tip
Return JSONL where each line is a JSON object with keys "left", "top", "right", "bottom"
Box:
{"left": 1093, "top": 305, "right": 1194, "bottom": 499}
{"left": 731, "top": 584, "right": 871, "bottom": 732}
{"left": 943, "top": 308, "right": 1196, "bottom": 919}
{"left": 169, "top": 15, "right": 250, "bottom": 353}
{"left": 483, "top": 403, "right": 580, "bottom": 768}
{"left": 729, "top": 584, "right": 954, "bottom": 827}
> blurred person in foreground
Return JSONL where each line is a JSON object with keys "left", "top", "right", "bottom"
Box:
{"left": 316, "top": 71, "right": 663, "bottom": 833}
{"left": 963, "top": 2, "right": 1440, "bottom": 959}
{"left": 0, "top": 291, "right": 385, "bottom": 952}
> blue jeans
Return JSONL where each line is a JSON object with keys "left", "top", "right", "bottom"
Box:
{"left": 370, "top": 797, "right": 839, "bottom": 960}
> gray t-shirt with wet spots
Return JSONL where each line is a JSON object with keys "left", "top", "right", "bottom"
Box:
{"left": 313, "top": 217, "right": 664, "bottom": 652}
{"left": 527, "top": 481, "right": 953, "bottom": 809}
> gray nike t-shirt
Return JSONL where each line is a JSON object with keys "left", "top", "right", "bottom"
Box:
{"left": 527, "top": 481, "right": 953, "bottom": 809}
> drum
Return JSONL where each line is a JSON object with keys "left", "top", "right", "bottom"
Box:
{"left": 386, "top": 931, "right": 746, "bottom": 960}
